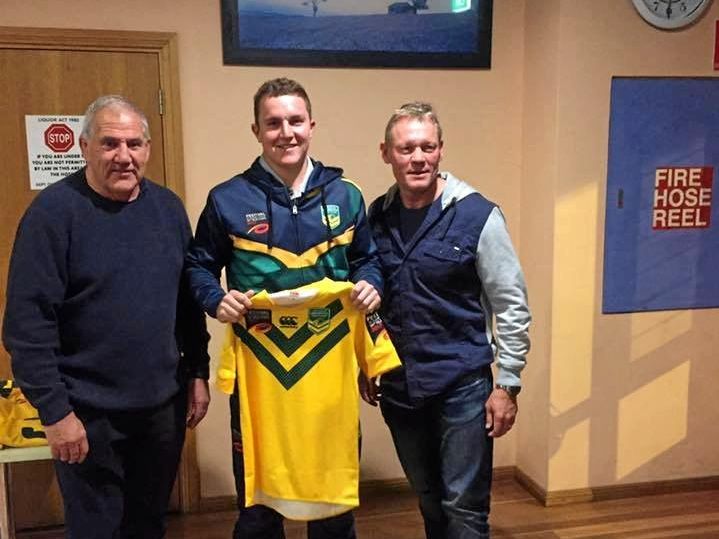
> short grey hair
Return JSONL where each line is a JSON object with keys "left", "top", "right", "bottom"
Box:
{"left": 80, "top": 95, "right": 150, "bottom": 140}
{"left": 384, "top": 101, "right": 443, "bottom": 146}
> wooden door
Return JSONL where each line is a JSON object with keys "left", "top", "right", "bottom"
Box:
{"left": 0, "top": 27, "right": 195, "bottom": 530}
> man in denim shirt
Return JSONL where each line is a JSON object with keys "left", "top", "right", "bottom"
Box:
{"left": 361, "top": 102, "right": 531, "bottom": 539}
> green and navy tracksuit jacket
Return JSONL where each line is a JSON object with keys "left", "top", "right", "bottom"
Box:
{"left": 186, "top": 158, "right": 382, "bottom": 315}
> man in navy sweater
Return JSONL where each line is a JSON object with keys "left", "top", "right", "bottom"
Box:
{"left": 2, "top": 95, "right": 210, "bottom": 538}
{"left": 361, "top": 102, "right": 531, "bottom": 539}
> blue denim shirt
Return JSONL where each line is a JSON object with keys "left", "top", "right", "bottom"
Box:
{"left": 369, "top": 172, "right": 531, "bottom": 402}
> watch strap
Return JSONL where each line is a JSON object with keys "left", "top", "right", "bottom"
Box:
{"left": 495, "top": 383, "right": 521, "bottom": 397}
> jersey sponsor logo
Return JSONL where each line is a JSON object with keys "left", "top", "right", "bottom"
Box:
{"left": 321, "top": 204, "right": 341, "bottom": 230}
{"left": 365, "top": 311, "right": 388, "bottom": 344}
{"left": 246, "top": 212, "right": 270, "bottom": 235}
{"left": 246, "top": 212, "right": 267, "bottom": 224}
{"left": 366, "top": 311, "right": 384, "bottom": 333}
{"left": 246, "top": 309, "right": 272, "bottom": 332}
{"left": 279, "top": 315, "right": 298, "bottom": 328}
{"left": 308, "top": 308, "right": 331, "bottom": 334}
{"left": 248, "top": 222, "right": 270, "bottom": 235}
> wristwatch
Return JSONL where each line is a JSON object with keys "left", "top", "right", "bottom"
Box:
{"left": 495, "top": 384, "right": 521, "bottom": 397}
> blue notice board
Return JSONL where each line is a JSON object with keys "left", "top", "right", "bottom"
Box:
{"left": 603, "top": 78, "right": 719, "bottom": 313}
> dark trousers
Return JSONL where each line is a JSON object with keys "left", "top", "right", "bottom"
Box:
{"left": 380, "top": 370, "right": 494, "bottom": 539}
{"left": 54, "top": 391, "right": 187, "bottom": 539}
{"left": 229, "top": 391, "right": 357, "bottom": 539}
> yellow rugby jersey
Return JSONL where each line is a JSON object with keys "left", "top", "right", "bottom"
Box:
{"left": 0, "top": 380, "right": 46, "bottom": 448}
{"left": 217, "top": 278, "right": 400, "bottom": 520}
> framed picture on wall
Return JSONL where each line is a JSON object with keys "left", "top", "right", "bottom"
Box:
{"left": 220, "top": 0, "right": 493, "bottom": 68}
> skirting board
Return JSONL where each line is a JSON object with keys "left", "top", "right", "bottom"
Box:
{"left": 513, "top": 467, "right": 719, "bottom": 507}
{"left": 200, "top": 467, "right": 719, "bottom": 512}
{"left": 197, "top": 466, "right": 516, "bottom": 513}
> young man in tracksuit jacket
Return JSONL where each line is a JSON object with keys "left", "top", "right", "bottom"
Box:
{"left": 360, "top": 102, "right": 531, "bottom": 539}
{"left": 185, "top": 78, "right": 382, "bottom": 539}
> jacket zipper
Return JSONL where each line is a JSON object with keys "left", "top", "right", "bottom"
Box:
{"left": 291, "top": 199, "right": 304, "bottom": 283}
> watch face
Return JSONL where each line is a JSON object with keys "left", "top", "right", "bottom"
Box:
{"left": 632, "top": 0, "right": 711, "bottom": 29}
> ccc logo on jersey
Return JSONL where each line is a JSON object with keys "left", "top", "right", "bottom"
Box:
{"left": 279, "top": 316, "right": 298, "bottom": 328}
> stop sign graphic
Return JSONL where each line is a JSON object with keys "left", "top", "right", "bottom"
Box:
{"left": 44, "top": 123, "right": 75, "bottom": 153}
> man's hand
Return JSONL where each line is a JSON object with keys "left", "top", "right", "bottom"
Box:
{"left": 45, "top": 412, "right": 89, "bottom": 464}
{"left": 350, "top": 280, "right": 381, "bottom": 312}
{"left": 216, "top": 289, "right": 255, "bottom": 323}
{"left": 485, "top": 388, "right": 518, "bottom": 438}
{"left": 358, "top": 372, "right": 379, "bottom": 406}
{"left": 186, "top": 378, "right": 211, "bottom": 429}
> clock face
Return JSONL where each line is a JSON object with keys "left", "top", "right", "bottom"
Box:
{"left": 632, "top": 0, "right": 712, "bottom": 29}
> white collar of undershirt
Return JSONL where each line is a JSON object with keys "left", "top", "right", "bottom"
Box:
{"left": 259, "top": 156, "right": 314, "bottom": 199}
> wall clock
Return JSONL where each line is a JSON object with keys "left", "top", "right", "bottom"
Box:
{"left": 631, "top": 0, "right": 712, "bottom": 29}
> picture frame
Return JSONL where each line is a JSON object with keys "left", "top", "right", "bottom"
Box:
{"left": 220, "top": 0, "right": 493, "bottom": 69}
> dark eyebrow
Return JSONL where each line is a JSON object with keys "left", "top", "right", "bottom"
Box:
{"left": 263, "top": 114, "right": 305, "bottom": 124}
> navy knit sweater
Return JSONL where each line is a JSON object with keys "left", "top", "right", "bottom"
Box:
{"left": 2, "top": 169, "right": 209, "bottom": 425}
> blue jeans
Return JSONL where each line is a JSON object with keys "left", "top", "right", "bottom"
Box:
{"left": 380, "top": 369, "right": 494, "bottom": 539}
{"left": 229, "top": 390, "right": 357, "bottom": 539}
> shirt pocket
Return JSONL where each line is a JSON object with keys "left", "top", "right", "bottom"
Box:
{"left": 417, "top": 240, "right": 474, "bottom": 286}
{"left": 424, "top": 243, "right": 463, "bottom": 263}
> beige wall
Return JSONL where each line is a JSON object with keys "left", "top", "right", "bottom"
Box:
{"left": 5, "top": 0, "right": 718, "bottom": 502}
{"left": 516, "top": 0, "right": 561, "bottom": 491}
{"left": 519, "top": 0, "right": 719, "bottom": 493}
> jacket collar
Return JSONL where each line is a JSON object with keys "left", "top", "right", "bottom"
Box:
{"left": 258, "top": 156, "right": 314, "bottom": 199}
{"left": 380, "top": 171, "right": 476, "bottom": 213}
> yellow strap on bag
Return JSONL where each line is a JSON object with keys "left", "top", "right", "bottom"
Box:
{"left": 0, "top": 380, "right": 47, "bottom": 448}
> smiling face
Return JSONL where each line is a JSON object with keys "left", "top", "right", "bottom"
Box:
{"left": 252, "top": 94, "right": 315, "bottom": 185}
{"left": 80, "top": 106, "right": 150, "bottom": 202}
{"left": 381, "top": 117, "right": 443, "bottom": 207}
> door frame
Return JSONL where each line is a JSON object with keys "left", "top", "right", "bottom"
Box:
{"left": 0, "top": 26, "right": 201, "bottom": 513}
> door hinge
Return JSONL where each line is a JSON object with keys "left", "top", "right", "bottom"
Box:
{"left": 158, "top": 88, "right": 165, "bottom": 116}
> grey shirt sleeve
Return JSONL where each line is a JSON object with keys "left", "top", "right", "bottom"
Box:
{"left": 475, "top": 207, "right": 531, "bottom": 387}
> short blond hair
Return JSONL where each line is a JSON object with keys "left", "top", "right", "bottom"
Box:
{"left": 384, "top": 102, "right": 442, "bottom": 145}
